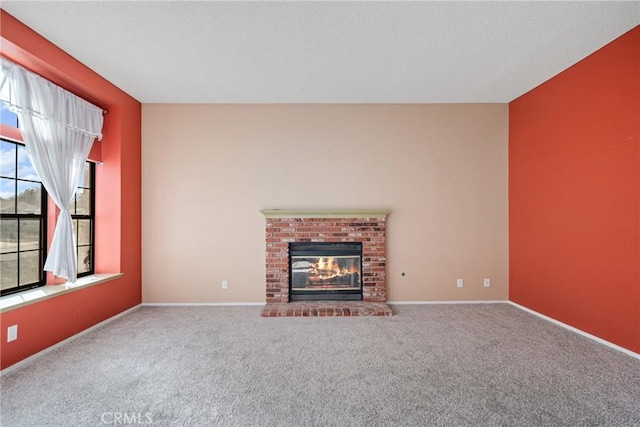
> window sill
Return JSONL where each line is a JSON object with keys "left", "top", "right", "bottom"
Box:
{"left": 0, "top": 273, "right": 123, "bottom": 313}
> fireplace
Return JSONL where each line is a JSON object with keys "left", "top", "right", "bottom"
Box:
{"left": 289, "top": 242, "right": 363, "bottom": 301}
{"left": 260, "top": 209, "right": 392, "bottom": 316}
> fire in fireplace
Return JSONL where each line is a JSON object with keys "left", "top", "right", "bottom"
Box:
{"left": 289, "top": 242, "right": 363, "bottom": 301}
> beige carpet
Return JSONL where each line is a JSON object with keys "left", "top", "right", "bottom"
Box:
{"left": 1, "top": 304, "right": 639, "bottom": 426}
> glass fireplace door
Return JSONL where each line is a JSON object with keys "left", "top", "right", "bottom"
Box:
{"left": 289, "top": 243, "right": 362, "bottom": 301}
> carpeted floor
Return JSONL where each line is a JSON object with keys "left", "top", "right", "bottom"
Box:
{"left": 1, "top": 304, "right": 639, "bottom": 426}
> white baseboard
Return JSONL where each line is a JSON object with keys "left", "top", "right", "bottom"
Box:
{"left": 508, "top": 301, "right": 639, "bottom": 360}
{"left": 389, "top": 300, "right": 509, "bottom": 305}
{"left": 142, "top": 302, "right": 265, "bottom": 307}
{"left": 1, "top": 304, "right": 141, "bottom": 376}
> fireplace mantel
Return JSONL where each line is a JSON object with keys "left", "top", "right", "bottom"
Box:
{"left": 260, "top": 209, "right": 391, "bottom": 219}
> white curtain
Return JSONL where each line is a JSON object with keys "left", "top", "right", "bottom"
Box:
{"left": 0, "top": 58, "right": 103, "bottom": 282}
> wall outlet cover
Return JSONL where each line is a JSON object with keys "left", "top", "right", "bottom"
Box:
{"left": 7, "top": 325, "right": 18, "bottom": 342}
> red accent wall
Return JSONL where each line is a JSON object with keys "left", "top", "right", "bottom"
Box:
{"left": 0, "top": 10, "right": 142, "bottom": 369}
{"left": 509, "top": 26, "right": 640, "bottom": 353}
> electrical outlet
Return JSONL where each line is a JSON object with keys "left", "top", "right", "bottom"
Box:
{"left": 456, "top": 278, "right": 463, "bottom": 288}
{"left": 222, "top": 280, "right": 228, "bottom": 290}
{"left": 7, "top": 325, "right": 17, "bottom": 342}
{"left": 484, "top": 278, "right": 491, "bottom": 288}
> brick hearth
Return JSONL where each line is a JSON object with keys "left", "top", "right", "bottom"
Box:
{"left": 262, "top": 302, "right": 392, "bottom": 317}
{"left": 260, "top": 209, "right": 392, "bottom": 317}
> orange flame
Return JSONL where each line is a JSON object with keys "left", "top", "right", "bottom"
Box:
{"left": 311, "top": 257, "right": 358, "bottom": 281}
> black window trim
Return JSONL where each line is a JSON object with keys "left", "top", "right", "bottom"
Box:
{"left": 71, "top": 161, "right": 96, "bottom": 278}
{"left": 0, "top": 138, "right": 48, "bottom": 296}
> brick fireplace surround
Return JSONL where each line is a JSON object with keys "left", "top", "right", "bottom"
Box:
{"left": 260, "top": 210, "right": 393, "bottom": 317}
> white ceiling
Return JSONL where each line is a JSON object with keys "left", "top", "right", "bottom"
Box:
{"left": 2, "top": 1, "right": 638, "bottom": 104}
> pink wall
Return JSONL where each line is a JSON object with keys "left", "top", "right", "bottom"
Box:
{"left": 142, "top": 104, "right": 509, "bottom": 304}
{"left": 0, "top": 10, "right": 142, "bottom": 370}
{"left": 509, "top": 26, "right": 640, "bottom": 353}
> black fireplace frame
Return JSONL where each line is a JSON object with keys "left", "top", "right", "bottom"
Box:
{"left": 288, "top": 242, "right": 363, "bottom": 302}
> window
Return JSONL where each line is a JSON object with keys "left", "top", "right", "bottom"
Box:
{"left": 0, "top": 102, "right": 18, "bottom": 128}
{"left": 0, "top": 139, "right": 47, "bottom": 295}
{"left": 69, "top": 162, "right": 95, "bottom": 276}
{"left": 1, "top": 78, "right": 99, "bottom": 294}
